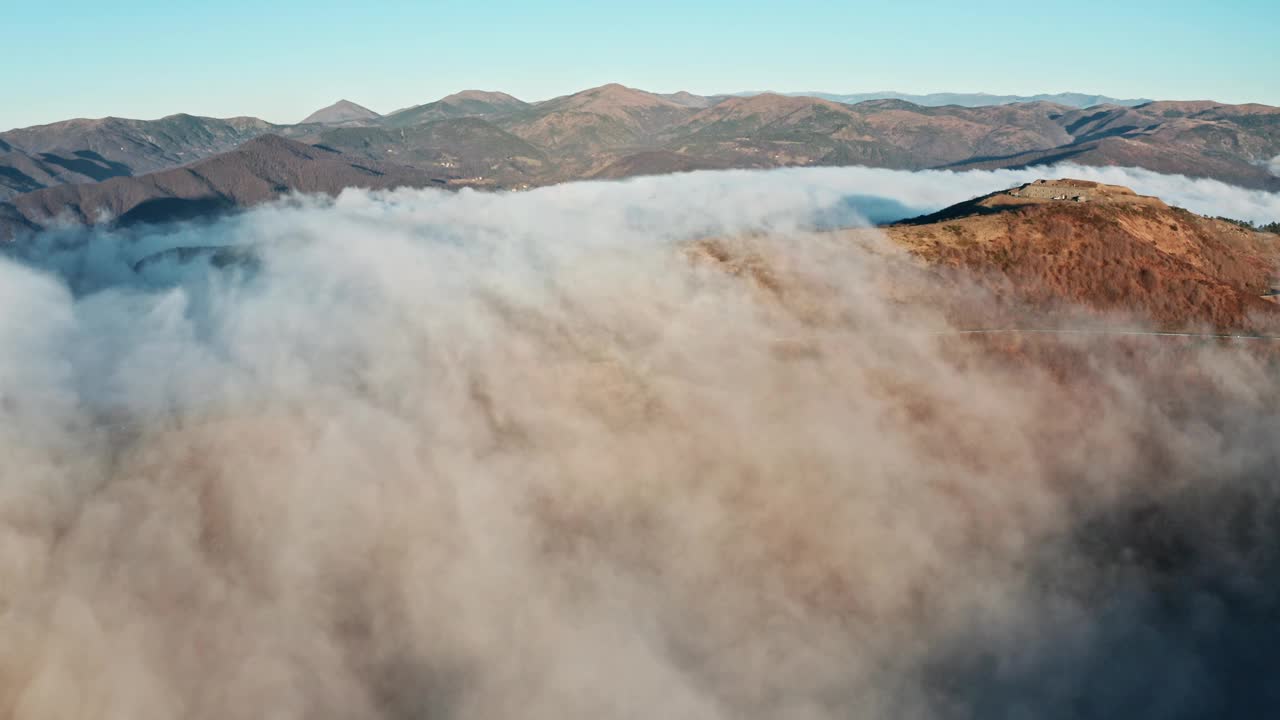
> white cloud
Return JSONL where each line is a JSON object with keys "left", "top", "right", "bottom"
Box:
{"left": 17, "top": 163, "right": 1280, "bottom": 290}
{"left": 1, "top": 166, "right": 1278, "bottom": 718}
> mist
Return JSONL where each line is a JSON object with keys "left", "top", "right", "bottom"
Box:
{"left": 2, "top": 165, "right": 1280, "bottom": 719}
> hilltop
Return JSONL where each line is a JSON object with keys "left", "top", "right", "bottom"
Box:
{"left": 684, "top": 179, "right": 1280, "bottom": 345}
{"left": 874, "top": 180, "right": 1280, "bottom": 331}
{"left": 382, "top": 90, "right": 529, "bottom": 128}
{"left": 299, "top": 100, "right": 381, "bottom": 125}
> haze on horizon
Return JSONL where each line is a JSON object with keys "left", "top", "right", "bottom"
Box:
{"left": 4, "top": 0, "right": 1278, "bottom": 130}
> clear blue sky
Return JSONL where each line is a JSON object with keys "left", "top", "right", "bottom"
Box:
{"left": 4, "top": 0, "right": 1277, "bottom": 130}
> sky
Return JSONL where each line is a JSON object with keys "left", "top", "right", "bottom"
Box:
{"left": 3, "top": 0, "right": 1278, "bottom": 130}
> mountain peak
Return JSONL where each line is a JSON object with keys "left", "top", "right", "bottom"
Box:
{"left": 300, "top": 99, "right": 380, "bottom": 125}
{"left": 550, "top": 83, "right": 683, "bottom": 111}
{"left": 587, "top": 83, "right": 658, "bottom": 99}
{"left": 440, "top": 90, "right": 525, "bottom": 106}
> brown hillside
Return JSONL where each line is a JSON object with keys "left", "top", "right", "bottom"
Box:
{"left": 690, "top": 180, "right": 1280, "bottom": 336}
{"left": 500, "top": 84, "right": 696, "bottom": 155}
{"left": 439, "top": 90, "right": 525, "bottom": 107}
{"left": 4, "top": 135, "right": 440, "bottom": 235}
{"left": 872, "top": 180, "right": 1280, "bottom": 331}
{"left": 590, "top": 150, "right": 735, "bottom": 179}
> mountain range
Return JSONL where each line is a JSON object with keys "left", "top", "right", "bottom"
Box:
{"left": 5, "top": 135, "right": 441, "bottom": 230}
{"left": 1, "top": 84, "right": 1277, "bottom": 239}
{"left": 735, "top": 91, "right": 1153, "bottom": 108}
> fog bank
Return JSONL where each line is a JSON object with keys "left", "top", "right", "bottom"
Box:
{"left": 2, "top": 167, "right": 1280, "bottom": 719}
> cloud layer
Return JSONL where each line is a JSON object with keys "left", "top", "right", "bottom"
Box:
{"left": 2, "top": 167, "right": 1280, "bottom": 719}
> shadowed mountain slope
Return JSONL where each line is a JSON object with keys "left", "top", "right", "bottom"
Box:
{"left": 310, "top": 117, "right": 549, "bottom": 185}
{"left": 0, "top": 114, "right": 278, "bottom": 200}
{"left": 0, "top": 135, "right": 440, "bottom": 238}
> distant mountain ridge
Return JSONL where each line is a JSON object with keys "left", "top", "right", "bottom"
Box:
{"left": 736, "top": 91, "right": 1154, "bottom": 108}
{"left": 299, "top": 89, "right": 1156, "bottom": 121}
{"left": 1, "top": 84, "right": 1276, "bottom": 238}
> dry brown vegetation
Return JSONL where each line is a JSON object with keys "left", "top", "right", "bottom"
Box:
{"left": 874, "top": 180, "right": 1280, "bottom": 332}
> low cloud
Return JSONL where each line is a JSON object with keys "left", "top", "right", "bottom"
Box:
{"left": 2, "top": 167, "right": 1279, "bottom": 719}
{"left": 14, "top": 162, "right": 1280, "bottom": 288}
